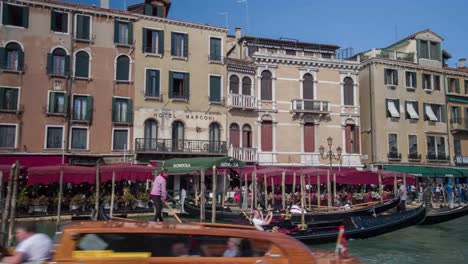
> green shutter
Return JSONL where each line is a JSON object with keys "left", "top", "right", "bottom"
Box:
{"left": 142, "top": 28, "right": 147, "bottom": 53}
{"left": 184, "top": 72, "right": 190, "bottom": 99}
{"left": 86, "top": 96, "right": 93, "bottom": 121}
{"left": 441, "top": 105, "right": 447, "bottom": 123}
{"left": 63, "top": 93, "right": 69, "bottom": 114}
{"left": 112, "top": 97, "right": 117, "bottom": 122}
{"left": 2, "top": 4, "right": 9, "bottom": 25}
{"left": 156, "top": 6, "right": 163, "bottom": 17}
{"left": 22, "top": 6, "right": 29, "bottom": 28}
{"left": 385, "top": 99, "right": 390, "bottom": 117}
{"left": 144, "top": 4, "right": 152, "bottom": 15}
{"left": 404, "top": 101, "right": 408, "bottom": 119}
{"left": 171, "top": 32, "right": 175, "bottom": 56}
{"left": 64, "top": 55, "right": 71, "bottom": 76}
{"left": 0, "top": 88, "right": 4, "bottom": 109}
{"left": 145, "top": 69, "right": 151, "bottom": 96}
{"left": 415, "top": 101, "right": 419, "bottom": 117}
{"left": 83, "top": 16, "right": 90, "bottom": 40}
{"left": 423, "top": 103, "right": 428, "bottom": 121}
{"left": 126, "top": 99, "right": 133, "bottom": 123}
{"left": 46, "top": 53, "right": 52, "bottom": 74}
{"left": 183, "top": 34, "right": 189, "bottom": 57}
{"left": 10, "top": 89, "right": 18, "bottom": 110}
{"left": 169, "top": 71, "right": 173, "bottom": 98}
{"left": 116, "top": 56, "right": 129, "bottom": 81}
{"left": 76, "top": 15, "right": 83, "bottom": 38}
{"left": 48, "top": 92, "right": 55, "bottom": 113}
{"left": 155, "top": 70, "right": 160, "bottom": 96}
{"left": 210, "top": 76, "right": 221, "bottom": 102}
{"left": 456, "top": 79, "right": 460, "bottom": 93}
{"left": 158, "top": 30, "right": 164, "bottom": 55}
{"left": 17, "top": 49, "right": 24, "bottom": 71}
{"left": 396, "top": 99, "right": 400, "bottom": 118}
{"left": 50, "top": 10, "right": 56, "bottom": 31}
{"left": 128, "top": 22, "right": 133, "bottom": 44}
{"left": 416, "top": 40, "right": 421, "bottom": 60}
{"left": 114, "top": 20, "right": 119, "bottom": 43}
{"left": 0, "top": 48, "right": 5, "bottom": 69}
{"left": 437, "top": 43, "right": 441, "bottom": 61}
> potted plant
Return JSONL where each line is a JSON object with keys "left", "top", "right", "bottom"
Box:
{"left": 103, "top": 194, "right": 119, "bottom": 210}
{"left": 122, "top": 188, "right": 136, "bottom": 210}
{"left": 352, "top": 193, "right": 364, "bottom": 204}
{"left": 136, "top": 192, "right": 150, "bottom": 209}
{"left": 30, "top": 195, "right": 49, "bottom": 214}
{"left": 17, "top": 188, "right": 30, "bottom": 214}
{"left": 70, "top": 195, "right": 85, "bottom": 211}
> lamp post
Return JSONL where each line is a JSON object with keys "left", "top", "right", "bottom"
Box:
{"left": 319, "top": 137, "right": 342, "bottom": 209}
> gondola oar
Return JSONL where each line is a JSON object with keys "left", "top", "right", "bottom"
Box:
{"left": 165, "top": 202, "right": 183, "bottom": 224}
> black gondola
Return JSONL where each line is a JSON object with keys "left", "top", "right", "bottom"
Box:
{"left": 284, "top": 203, "right": 426, "bottom": 244}
{"left": 184, "top": 197, "right": 400, "bottom": 222}
{"left": 420, "top": 204, "right": 468, "bottom": 225}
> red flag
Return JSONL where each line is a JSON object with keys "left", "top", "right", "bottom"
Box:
{"left": 335, "top": 225, "right": 348, "bottom": 257}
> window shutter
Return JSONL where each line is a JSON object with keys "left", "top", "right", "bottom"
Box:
{"left": 385, "top": 99, "right": 390, "bottom": 117}
{"left": 0, "top": 89, "right": 4, "bottom": 109}
{"left": 11, "top": 89, "right": 18, "bottom": 111}
{"left": 22, "top": 6, "right": 29, "bottom": 28}
{"left": 210, "top": 76, "right": 221, "bottom": 102}
{"left": 63, "top": 94, "right": 69, "bottom": 114}
{"left": 183, "top": 34, "right": 189, "bottom": 57}
{"left": 404, "top": 101, "right": 408, "bottom": 119}
{"left": 50, "top": 10, "right": 56, "bottom": 31}
{"left": 63, "top": 13, "right": 68, "bottom": 33}
{"left": 83, "top": 16, "right": 90, "bottom": 39}
{"left": 345, "top": 125, "right": 351, "bottom": 153}
{"left": 128, "top": 22, "right": 133, "bottom": 44}
{"left": 17, "top": 49, "right": 24, "bottom": 71}
{"left": 48, "top": 92, "right": 55, "bottom": 113}
{"left": 144, "top": 4, "right": 152, "bottom": 15}
{"left": 303, "top": 124, "right": 315, "bottom": 152}
{"left": 456, "top": 79, "right": 460, "bottom": 93}
{"left": 86, "top": 96, "right": 93, "bottom": 121}
{"left": 156, "top": 6, "right": 163, "bottom": 17}
{"left": 184, "top": 72, "right": 190, "bottom": 99}
{"left": 415, "top": 101, "right": 419, "bottom": 117}
{"left": 437, "top": 43, "right": 441, "bottom": 61}
{"left": 261, "top": 122, "right": 273, "bottom": 152}
{"left": 126, "top": 99, "right": 133, "bottom": 123}
{"left": 384, "top": 70, "right": 389, "bottom": 85}
{"left": 158, "top": 30, "right": 164, "bottom": 55}
{"left": 113, "top": 20, "right": 119, "bottom": 43}
{"left": 354, "top": 127, "right": 360, "bottom": 154}
{"left": 168, "top": 71, "right": 173, "bottom": 98}
{"left": 394, "top": 71, "right": 398, "bottom": 85}
{"left": 171, "top": 32, "right": 176, "bottom": 56}
{"left": 142, "top": 28, "right": 148, "bottom": 53}
{"left": 441, "top": 105, "right": 447, "bottom": 123}
{"left": 155, "top": 70, "right": 160, "bottom": 96}
{"left": 416, "top": 40, "right": 421, "bottom": 59}
{"left": 2, "top": 4, "right": 9, "bottom": 25}
{"left": 423, "top": 103, "right": 428, "bottom": 121}
{"left": 145, "top": 69, "right": 151, "bottom": 96}
{"left": 64, "top": 55, "right": 71, "bottom": 76}
{"left": 76, "top": 16, "right": 83, "bottom": 38}
{"left": 0, "top": 48, "right": 5, "bottom": 69}
{"left": 46, "top": 53, "right": 52, "bottom": 74}
{"left": 112, "top": 97, "right": 117, "bottom": 122}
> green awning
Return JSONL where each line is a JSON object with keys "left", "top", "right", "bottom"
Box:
{"left": 454, "top": 168, "right": 468, "bottom": 177}
{"left": 383, "top": 165, "right": 465, "bottom": 177}
{"left": 448, "top": 96, "right": 468, "bottom": 104}
{"left": 163, "top": 156, "right": 245, "bottom": 174}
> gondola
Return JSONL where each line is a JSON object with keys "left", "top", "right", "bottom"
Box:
{"left": 283, "top": 203, "right": 426, "bottom": 244}
{"left": 184, "top": 197, "right": 400, "bottom": 222}
{"left": 420, "top": 204, "right": 468, "bottom": 225}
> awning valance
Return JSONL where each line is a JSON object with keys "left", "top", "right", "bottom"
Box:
{"left": 383, "top": 165, "right": 465, "bottom": 178}
{"left": 163, "top": 156, "right": 245, "bottom": 175}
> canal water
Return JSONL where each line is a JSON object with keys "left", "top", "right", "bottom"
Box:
{"left": 16, "top": 215, "right": 468, "bottom": 263}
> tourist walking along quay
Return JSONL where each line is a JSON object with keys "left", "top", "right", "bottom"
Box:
{"left": 1, "top": 0, "right": 468, "bottom": 263}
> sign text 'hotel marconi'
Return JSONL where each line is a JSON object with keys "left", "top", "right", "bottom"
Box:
{"left": 153, "top": 111, "right": 220, "bottom": 121}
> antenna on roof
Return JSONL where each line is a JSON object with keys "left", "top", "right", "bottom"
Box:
{"left": 395, "top": 24, "right": 398, "bottom": 41}
{"left": 236, "top": 0, "right": 250, "bottom": 34}
{"left": 219, "top": 12, "right": 229, "bottom": 31}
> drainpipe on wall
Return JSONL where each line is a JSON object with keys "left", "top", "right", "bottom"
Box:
{"left": 443, "top": 72, "right": 453, "bottom": 166}
{"left": 368, "top": 63, "right": 375, "bottom": 164}
{"left": 64, "top": 11, "right": 77, "bottom": 160}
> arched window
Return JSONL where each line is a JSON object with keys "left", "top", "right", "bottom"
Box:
{"left": 3, "top": 42, "right": 24, "bottom": 71}
{"left": 172, "top": 121, "right": 184, "bottom": 151}
{"left": 48, "top": 48, "right": 69, "bottom": 76}
{"left": 303, "top": 73, "right": 314, "bottom": 100}
{"left": 209, "top": 122, "right": 221, "bottom": 152}
{"left": 344, "top": 77, "right": 354, "bottom": 106}
{"left": 242, "top": 124, "right": 252, "bottom": 148}
{"left": 242, "top": 77, "right": 252, "bottom": 95}
{"left": 229, "top": 123, "right": 240, "bottom": 148}
{"left": 116, "top": 55, "right": 130, "bottom": 81}
{"left": 74, "top": 51, "right": 90, "bottom": 78}
{"left": 229, "top": 75, "right": 239, "bottom": 94}
{"left": 261, "top": 70, "right": 272, "bottom": 101}
{"left": 144, "top": 119, "right": 158, "bottom": 150}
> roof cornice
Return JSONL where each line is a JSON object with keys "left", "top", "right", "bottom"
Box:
{"left": 252, "top": 53, "right": 361, "bottom": 71}
{"left": 136, "top": 14, "right": 228, "bottom": 33}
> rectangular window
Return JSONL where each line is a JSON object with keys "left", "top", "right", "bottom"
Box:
{"left": 113, "top": 129, "right": 128, "bottom": 150}
{"left": 114, "top": 20, "right": 133, "bottom": 45}
{"left": 405, "top": 71, "right": 416, "bottom": 88}
{"left": 450, "top": 106, "right": 461, "bottom": 124}
{"left": 419, "top": 40, "right": 429, "bottom": 59}
{"left": 386, "top": 99, "right": 400, "bottom": 118}
{"left": 171, "top": 32, "right": 188, "bottom": 57}
{"left": 437, "top": 137, "right": 446, "bottom": 159}
{"left": 2, "top": 3, "right": 29, "bottom": 28}
{"left": 384, "top": 69, "right": 398, "bottom": 86}
{"left": 422, "top": 74, "right": 432, "bottom": 90}
{"left": 46, "top": 126, "right": 63, "bottom": 149}
{"left": 345, "top": 125, "right": 359, "bottom": 154}
{"left": 408, "top": 135, "right": 418, "bottom": 157}
{"left": 73, "top": 95, "right": 92, "bottom": 121}
{"left": 209, "top": 37, "right": 222, "bottom": 62}
{"left": 0, "top": 87, "right": 19, "bottom": 111}
{"left": 388, "top": 133, "right": 398, "bottom": 154}
{"left": 426, "top": 136, "right": 436, "bottom": 158}
{"left": 169, "top": 71, "right": 190, "bottom": 100}
{"left": 430, "top": 42, "right": 440, "bottom": 60}
{"left": 143, "top": 28, "right": 164, "bottom": 54}
{"left": 112, "top": 98, "right": 132, "bottom": 123}
{"left": 48, "top": 92, "right": 67, "bottom": 114}
{"left": 427, "top": 136, "right": 446, "bottom": 159}
{"left": 286, "top": 49, "right": 296, "bottom": 56}
{"left": 0, "top": 125, "right": 16, "bottom": 148}
{"left": 145, "top": 69, "right": 160, "bottom": 97}
{"left": 261, "top": 121, "right": 273, "bottom": 152}
{"left": 465, "top": 80, "right": 468, "bottom": 94}
{"left": 70, "top": 127, "right": 87, "bottom": 150}
{"left": 433, "top": 75, "right": 440, "bottom": 91}
{"left": 209, "top": 75, "right": 222, "bottom": 103}
{"left": 405, "top": 101, "right": 419, "bottom": 120}
{"left": 304, "top": 123, "right": 315, "bottom": 152}
{"left": 75, "top": 14, "right": 91, "bottom": 40}
{"left": 448, "top": 78, "right": 460, "bottom": 93}
{"left": 50, "top": 10, "right": 68, "bottom": 33}
{"left": 454, "top": 139, "right": 462, "bottom": 156}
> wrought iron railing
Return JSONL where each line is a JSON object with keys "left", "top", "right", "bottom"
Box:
{"left": 387, "top": 152, "right": 402, "bottom": 160}
{"left": 227, "top": 93, "right": 257, "bottom": 109}
{"left": 291, "top": 99, "right": 330, "bottom": 113}
{"left": 408, "top": 153, "right": 422, "bottom": 160}
{"left": 135, "top": 138, "right": 227, "bottom": 154}
{"left": 455, "top": 156, "right": 468, "bottom": 166}
{"left": 426, "top": 154, "right": 449, "bottom": 161}
{"left": 229, "top": 147, "right": 257, "bottom": 162}
{"left": 450, "top": 118, "right": 468, "bottom": 130}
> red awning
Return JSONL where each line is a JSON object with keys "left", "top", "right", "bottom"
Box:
{"left": 100, "top": 164, "right": 155, "bottom": 182}
{"left": 0, "top": 155, "right": 66, "bottom": 167}
{"left": 28, "top": 165, "right": 96, "bottom": 185}
{"left": 0, "top": 165, "right": 13, "bottom": 182}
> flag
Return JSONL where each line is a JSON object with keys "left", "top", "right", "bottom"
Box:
{"left": 335, "top": 225, "right": 348, "bottom": 257}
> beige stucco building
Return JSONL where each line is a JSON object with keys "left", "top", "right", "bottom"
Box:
{"left": 226, "top": 29, "right": 362, "bottom": 167}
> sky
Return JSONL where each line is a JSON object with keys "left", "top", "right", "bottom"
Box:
{"left": 67, "top": 0, "right": 467, "bottom": 67}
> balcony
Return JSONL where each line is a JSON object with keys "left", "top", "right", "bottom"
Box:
{"left": 408, "top": 153, "right": 422, "bottom": 162}
{"left": 427, "top": 154, "right": 450, "bottom": 162}
{"left": 229, "top": 147, "right": 257, "bottom": 162}
{"left": 387, "top": 152, "right": 402, "bottom": 161}
{"left": 455, "top": 156, "right": 468, "bottom": 166}
{"left": 450, "top": 118, "right": 468, "bottom": 132}
{"left": 375, "top": 49, "right": 415, "bottom": 62}
{"left": 291, "top": 99, "right": 330, "bottom": 114}
{"left": 135, "top": 139, "right": 227, "bottom": 155}
{"left": 227, "top": 93, "right": 257, "bottom": 110}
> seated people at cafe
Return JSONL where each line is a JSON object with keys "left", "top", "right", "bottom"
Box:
{"left": 1, "top": 222, "right": 53, "bottom": 264}
{"left": 251, "top": 210, "right": 273, "bottom": 231}
{"left": 223, "top": 238, "right": 241, "bottom": 257}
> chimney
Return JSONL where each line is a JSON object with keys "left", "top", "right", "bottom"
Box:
{"left": 235, "top": 27, "right": 242, "bottom": 41}
{"left": 100, "top": 0, "right": 109, "bottom": 9}
{"left": 459, "top": 58, "right": 466, "bottom": 68}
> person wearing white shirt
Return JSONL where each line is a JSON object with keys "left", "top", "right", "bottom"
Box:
{"left": 251, "top": 210, "right": 273, "bottom": 231}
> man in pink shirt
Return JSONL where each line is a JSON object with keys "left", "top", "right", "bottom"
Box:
{"left": 150, "top": 169, "right": 167, "bottom": 222}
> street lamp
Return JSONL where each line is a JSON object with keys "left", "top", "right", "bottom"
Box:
{"left": 319, "top": 137, "right": 342, "bottom": 208}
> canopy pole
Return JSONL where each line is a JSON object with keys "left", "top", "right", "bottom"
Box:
{"left": 110, "top": 170, "right": 116, "bottom": 218}
{"left": 94, "top": 163, "right": 100, "bottom": 220}
{"left": 271, "top": 176, "right": 274, "bottom": 209}
{"left": 222, "top": 170, "right": 226, "bottom": 208}
{"left": 253, "top": 165, "right": 257, "bottom": 209}
{"left": 244, "top": 172, "right": 248, "bottom": 210}
{"left": 211, "top": 166, "right": 217, "bottom": 223}
{"left": 264, "top": 174, "right": 267, "bottom": 210}
{"left": 403, "top": 174, "right": 407, "bottom": 187}
{"left": 281, "top": 171, "right": 286, "bottom": 210}
{"left": 249, "top": 173, "right": 254, "bottom": 212}
{"left": 327, "top": 170, "right": 331, "bottom": 211}
{"left": 333, "top": 173, "right": 337, "bottom": 206}
{"left": 0, "top": 164, "right": 14, "bottom": 244}
{"left": 239, "top": 169, "right": 243, "bottom": 208}
{"left": 299, "top": 170, "right": 306, "bottom": 230}
{"left": 200, "top": 170, "right": 205, "bottom": 222}
{"left": 393, "top": 174, "right": 397, "bottom": 197}
{"left": 292, "top": 171, "right": 296, "bottom": 197}
{"left": 195, "top": 175, "right": 199, "bottom": 207}
{"left": 378, "top": 173, "right": 383, "bottom": 202}
{"left": 55, "top": 169, "right": 64, "bottom": 232}
{"left": 7, "top": 161, "right": 19, "bottom": 246}
{"left": 307, "top": 175, "right": 311, "bottom": 210}
{"left": 317, "top": 175, "right": 321, "bottom": 208}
